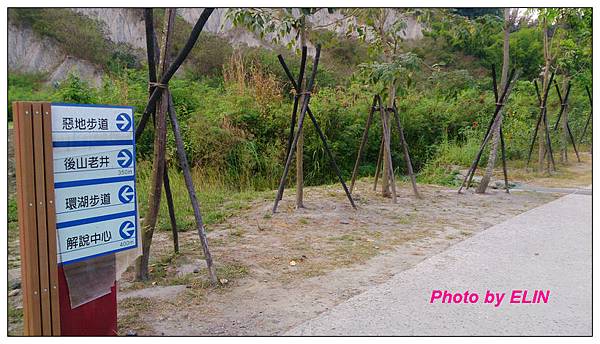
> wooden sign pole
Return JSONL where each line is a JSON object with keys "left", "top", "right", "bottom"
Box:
{"left": 13, "top": 101, "right": 61, "bottom": 335}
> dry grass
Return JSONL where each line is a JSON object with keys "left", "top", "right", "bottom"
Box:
{"left": 111, "top": 178, "right": 561, "bottom": 335}
{"left": 508, "top": 151, "right": 592, "bottom": 188}
{"left": 118, "top": 297, "right": 154, "bottom": 335}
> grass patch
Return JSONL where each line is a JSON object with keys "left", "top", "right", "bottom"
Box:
{"left": 217, "top": 262, "right": 250, "bottom": 281}
{"left": 118, "top": 297, "right": 154, "bottom": 334}
{"left": 228, "top": 227, "right": 246, "bottom": 238}
{"left": 8, "top": 197, "right": 20, "bottom": 269}
{"left": 418, "top": 138, "right": 481, "bottom": 186}
{"left": 326, "top": 233, "right": 379, "bottom": 267}
{"left": 136, "top": 160, "right": 270, "bottom": 232}
{"left": 8, "top": 304, "right": 23, "bottom": 336}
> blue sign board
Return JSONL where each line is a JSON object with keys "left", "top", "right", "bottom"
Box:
{"left": 51, "top": 103, "right": 138, "bottom": 264}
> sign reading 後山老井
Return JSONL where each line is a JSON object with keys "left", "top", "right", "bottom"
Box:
{"left": 51, "top": 103, "right": 138, "bottom": 264}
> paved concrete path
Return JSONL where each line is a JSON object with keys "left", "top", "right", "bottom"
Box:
{"left": 513, "top": 185, "right": 592, "bottom": 195}
{"left": 287, "top": 193, "right": 592, "bottom": 336}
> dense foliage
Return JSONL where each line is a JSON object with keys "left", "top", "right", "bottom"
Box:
{"left": 8, "top": 8, "right": 592, "bottom": 192}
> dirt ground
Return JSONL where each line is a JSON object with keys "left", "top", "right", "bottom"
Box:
{"left": 509, "top": 151, "right": 593, "bottom": 189}
{"left": 115, "top": 179, "right": 560, "bottom": 335}
{"left": 7, "top": 134, "right": 591, "bottom": 335}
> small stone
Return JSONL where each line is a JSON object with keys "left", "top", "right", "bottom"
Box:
{"left": 289, "top": 260, "right": 297, "bottom": 266}
{"left": 8, "top": 277, "right": 20, "bottom": 290}
{"left": 193, "top": 268, "right": 199, "bottom": 273}
{"left": 219, "top": 278, "right": 229, "bottom": 285}
{"left": 8, "top": 289, "right": 20, "bottom": 297}
{"left": 126, "top": 330, "right": 138, "bottom": 336}
{"left": 8, "top": 271, "right": 21, "bottom": 290}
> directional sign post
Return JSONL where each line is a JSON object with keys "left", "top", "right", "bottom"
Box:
{"left": 14, "top": 102, "right": 138, "bottom": 336}
{"left": 52, "top": 104, "right": 138, "bottom": 264}
{"left": 50, "top": 103, "right": 138, "bottom": 336}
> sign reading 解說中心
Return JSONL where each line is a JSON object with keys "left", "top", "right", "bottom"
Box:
{"left": 51, "top": 103, "right": 138, "bottom": 264}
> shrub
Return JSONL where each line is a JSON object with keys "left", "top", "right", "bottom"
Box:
{"left": 7, "top": 72, "right": 52, "bottom": 121}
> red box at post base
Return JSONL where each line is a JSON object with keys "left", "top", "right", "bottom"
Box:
{"left": 58, "top": 266, "right": 118, "bottom": 336}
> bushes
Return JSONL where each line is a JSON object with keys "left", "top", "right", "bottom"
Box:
{"left": 8, "top": 39, "right": 592, "bottom": 193}
{"left": 7, "top": 72, "right": 52, "bottom": 121}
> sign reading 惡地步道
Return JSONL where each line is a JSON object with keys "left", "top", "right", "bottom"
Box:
{"left": 51, "top": 103, "right": 138, "bottom": 264}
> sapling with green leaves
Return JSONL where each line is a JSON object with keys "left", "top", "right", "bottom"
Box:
{"left": 476, "top": 8, "right": 517, "bottom": 193}
{"left": 226, "top": 8, "right": 335, "bottom": 208}
{"left": 347, "top": 8, "right": 422, "bottom": 197}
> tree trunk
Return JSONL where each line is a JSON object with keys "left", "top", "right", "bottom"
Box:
{"left": 477, "top": 8, "right": 511, "bottom": 193}
{"left": 539, "top": 18, "right": 551, "bottom": 173}
{"left": 381, "top": 81, "right": 396, "bottom": 197}
{"left": 295, "top": 25, "right": 306, "bottom": 208}
{"left": 135, "top": 9, "right": 176, "bottom": 281}
{"left": 560, "top": 78, "right": 570, "bottom": 162}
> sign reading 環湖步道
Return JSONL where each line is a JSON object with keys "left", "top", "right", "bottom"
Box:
{"left": 51, "top": 103, "right": 138, "bottom": 264}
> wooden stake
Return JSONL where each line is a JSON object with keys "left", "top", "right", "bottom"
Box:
{"left": 144, "top": 8, "right": 179, "bottom": 252}
{"left": 350, "top": 96, "right": 377, "bottom": 194}
{"left": 305, "top": 107, "right": 357, "bottom": 209}
{"left": 580, "top": 85, "right": 592, "bottom": 144}
{"left": 391, "top": 105, "right": 420, "bottom": 198}
{"left": 136, "top": 9, "right": 176, "bottom": 281}
{"left": 526, "top": 80, "right": 545, "bottom": 167}
{"left": 41, "top": 103, "right": 60, "bottom": 335}
{"left": 163, "top": 169, "right": 179, "bottom": 253}
{"left": 351, "top": 95, "right": 419, "bottom": 198}
{"left": 542, "top": 106, "right": 556, "bottom": 171}
{"left": 295, "top": 47, "right": 307, "bottom": 209}
{"left": 378, "top": 98, "right": 397, "bottom": 202}
{"left": 552, "top": 81, "right": 580, "bottom": 162}
{"left": 459, "top": 69, "right": 517, "bottom": 193}
{"left": 136, "top": 8, "right": 215, "bottom": 141}
{"left": 499, "top": 127, "right": 509, "bottom": 193}
{"left": 273, "top": 102, "right": 309, "bottom": 213}
{"left": 32, "top": 103, "right": 52, "bottom": 335}
{"left": 273, "top": 46, "right": 356, "bottom": 212}
{"left": 373, "top": 139, "right": 384, "bottom": 191}
{"left": 167, "top": 92, "right": 218, "bottom": 285}
{"left": 14, "top": 102, "right": 61, "bottom": 335}
{"left": 15, "top": 102, "right": 42, "bottom": 335}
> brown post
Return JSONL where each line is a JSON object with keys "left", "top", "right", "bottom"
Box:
{"left": 137, "top": 9, "right": 176, "bottom": 280}
{"left": 350, "top": 96, "right": 377, "bottom": 194}
{"left": 14, "top": 101, "right": 61, "bottom": 335}
{"left": 373, "top": 138, "right": 384, "bottom": 191}
{"left": 392, "top": 105, "right": 421, "bottom": 198}
{"left": 41, "top": 103, "right": 61, "bottom": 334}
{"left": 378, "top": 97, "right": 397, "bottom": 202}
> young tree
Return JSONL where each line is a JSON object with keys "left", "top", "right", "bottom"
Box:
{"left": 477, "top": 8, "right": 518, "bottom": 193}
{"left": 227, "top": 8, "right": 331, "bottom": 208}
{"left": 348, "top": 8, "right": 421, "bottom": 197}
{"left": 525, "top": 8, "right": 563, "bottom": 173}
{"left": 553, "top": 8, "right": 592, "bottom": 161}
{"left": 526, "top": 8, "right": 591, "bottom": 171}
{"left": 136, "top": 9, "right": 176, "bottom": 280}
